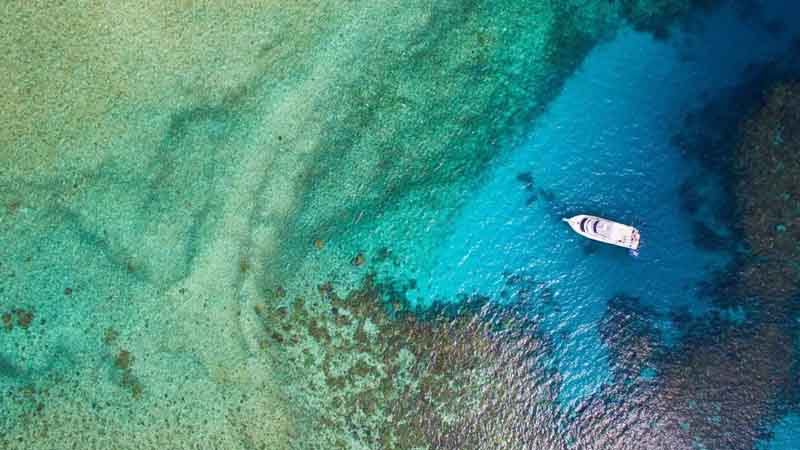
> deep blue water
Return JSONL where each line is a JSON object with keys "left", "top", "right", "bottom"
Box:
{"left": 413, "top": 2, "right": 800, "bottom": 447}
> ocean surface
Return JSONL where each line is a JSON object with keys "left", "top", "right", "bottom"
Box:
{"left": 2, "top": 1, "right": 800, "bottom": 449}
{"left": 417, "top": 0, "right": 800, "bottom": 419}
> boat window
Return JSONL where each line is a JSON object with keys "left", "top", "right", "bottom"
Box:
{"left": 580, "top": 218, "right": 588, "bottom": 232}
{"left": 593, "top": 221, "right": 612, "bottom": 237}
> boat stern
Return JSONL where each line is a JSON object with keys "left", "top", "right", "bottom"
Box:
{"left": 630, "top": 228, "right": 641, "bottom": 250}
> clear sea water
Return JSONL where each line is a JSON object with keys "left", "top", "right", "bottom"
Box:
{"left": 2, "top": 1, "right": 800, "bottom": 449}
{"left": 414, "top": 1, "right": 800, "bottom": 447}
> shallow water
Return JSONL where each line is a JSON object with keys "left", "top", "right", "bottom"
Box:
{"left": 2, "top": 0, "right": 800, "bottom": 449}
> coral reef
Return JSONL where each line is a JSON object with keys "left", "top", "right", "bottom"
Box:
{"left": 255, "top": 275, "right": 563, "bottom": 449}
{"left": 664, "top": 79, "right": 800, "bottom": 450}
{"left": 734, "top": 82, "right": 800, "bottom": 303}
{"left": 0, "top": 1, "right": 619, "bottom": 446}
{"left": 573, "top": 310, "right": 794, "bottom": 450}
{"left": 0, "top": 309, "right": 35, "bottom": 333}
{"left": 671, "top": 57, "right": 800, "bottom": 256}
{"left": 585, "top": 81, "right": 800, "bottom": 450}
{"left": 0, "top": 1, "right": 750, "bottom": 449}
{"left": 598, "top": 294, "right": 662, "bottom": 382}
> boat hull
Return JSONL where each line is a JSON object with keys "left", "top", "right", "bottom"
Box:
{"left": 563, "top": 215, "right": 640, "bottom": 250}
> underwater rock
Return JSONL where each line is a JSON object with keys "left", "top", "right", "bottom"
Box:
{"left": 516, "top": 171, "right": 535, "bottom": 191}
{"left": 351, "top": 252, "right": 366, "bottom": 267}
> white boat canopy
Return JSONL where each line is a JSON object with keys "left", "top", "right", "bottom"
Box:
{"left": 563, "top": 215, "right": 640, "bottom": 250}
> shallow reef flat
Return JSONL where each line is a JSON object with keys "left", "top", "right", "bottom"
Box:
{"left": 1, "top": 1, "right": 728, "bottom": 449}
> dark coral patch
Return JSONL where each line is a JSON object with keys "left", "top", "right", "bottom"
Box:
{"left": 678, "top": 178, "right": 701, "bottom": 214}
{"left": 691, "top": 220, "right": 730, "bottom": 252}
{"left": 103, "top": 328, "right": 119, "bottom": 345}
{"left": 15, "top": 309, "right": 33, "bottom": 329}
{"left": 253, "top": 273, "right": 557, "bottom": 448}
{"left": 2, "top": 309, "right": 35, "bottom": 330}
{"left": 6, "top": 201, "right": 20, "bottom": 215}
{"left": 539, "top": 189, "right": 556, "bottom": 202}
{"left": 352, "top": 252, "right": 366, "bottom": 267}
{"left": 516, "top": 171, "right": 535, "bottom": 191}
{"left": 238, "top": 256, "right": 251, "bottom": 273}
{"left": 114, "top": 350, "right": 132, "bottom": 370}
{"left": 2, "top": 312, "right": 12, "bottom": 332}
{"left": 618, "top": 0, "right": 724, "bottom": 39}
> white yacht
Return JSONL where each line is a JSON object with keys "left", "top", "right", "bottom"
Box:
{"left": 563, "top": 215, "right": 640, "bottom": 250}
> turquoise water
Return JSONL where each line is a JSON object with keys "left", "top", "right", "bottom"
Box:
{"left": 2, "top": 0, "right": 800, "bottom": 449}
{"left": 414, "top": 1, "right": 800, "bottom": 448}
